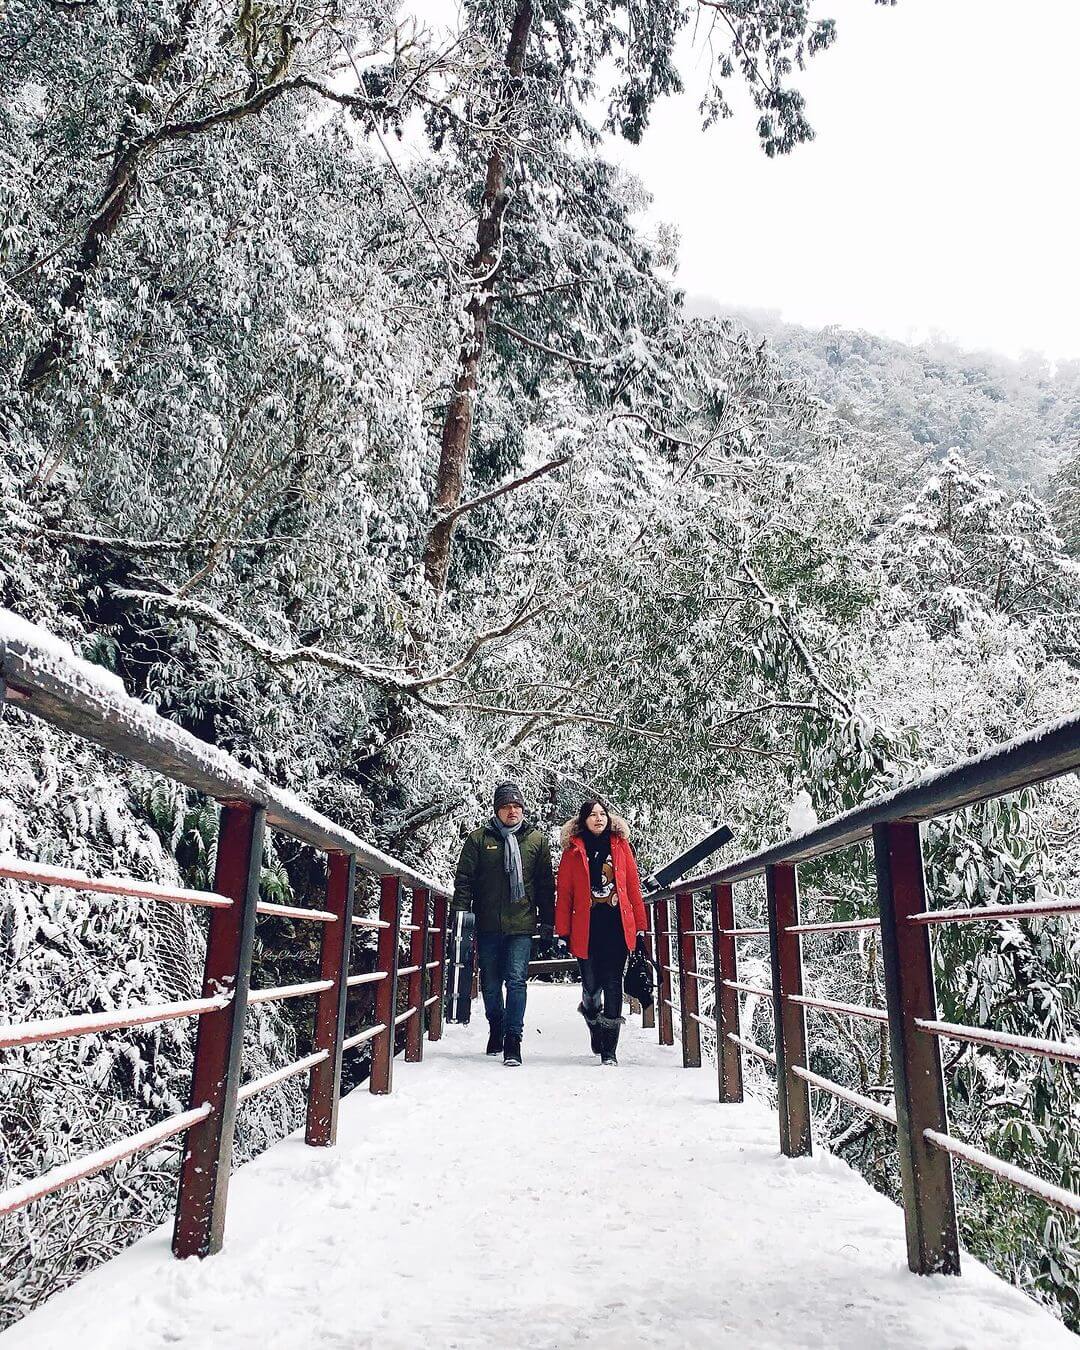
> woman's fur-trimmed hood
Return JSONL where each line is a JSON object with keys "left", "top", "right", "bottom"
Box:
{"left": 560, "top": 813, "right": 630, "bottom": 849}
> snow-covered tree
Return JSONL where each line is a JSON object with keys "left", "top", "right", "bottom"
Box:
{"left": 2, "top": 0, "right": 1078, "bottom": 1332}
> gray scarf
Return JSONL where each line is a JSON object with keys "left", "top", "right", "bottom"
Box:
{"left": 489, "top": 815, "right": 526, "bottom": 905}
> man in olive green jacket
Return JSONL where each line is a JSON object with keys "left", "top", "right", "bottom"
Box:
{"left": 453, "top": 781, "right": 555, "bottom": 1066}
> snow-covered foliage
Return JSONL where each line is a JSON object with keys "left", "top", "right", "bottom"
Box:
{"left": 1, "top": 0, "right": 1078, "bottom": 1332}
{"left": 721, "top": 306, "right": 1080, "bottom": 491}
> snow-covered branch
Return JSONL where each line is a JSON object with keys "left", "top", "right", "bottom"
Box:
{"left": 433, "top": 454, "right": 571, "bottom": 529}
{"left": 33, "top": 529, "right": 302, "bottom": 556}
{"left": 491, "top": 320, "right": 610, "bottom": 371}
{"left": 118, "top": 577, "right": 590, "bottom": 701}
{"left": 119, "top": 589, "right": 411, "bottom": 690}
{"left": 414, "top": 692, "right": 794, "bottom": 762}
{"left": 737, "top": 560, "right": 854, "bottom": 717}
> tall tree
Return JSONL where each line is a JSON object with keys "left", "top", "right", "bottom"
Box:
{"left": 422, "top": 0, "right": 535, "bottom": 598}
{"left": 419, "top": 0, "right": 893, "bottom": 606}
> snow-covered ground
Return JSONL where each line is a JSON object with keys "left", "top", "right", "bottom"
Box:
{"left": 2, "top": 985, "right": 1071, "bottom": 1350}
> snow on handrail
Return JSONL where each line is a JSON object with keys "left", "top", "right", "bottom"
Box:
{"left": 0, "top": 1103, "right": 212, "bottom": 1217}
{"left": 718, "top": 926, "right": 768, "bottom": 937}
{"left": 342, "top": 1023, "right": 386, "bottom": 1051}
{"left": 247, "top": 979, "right": 334, "bottom": 1006}
{"left": 909, "top": 897, "right": 1080, "bottom": 926}
{"left": 786, "top": 917, "right": 881, "bottom": 935}
{"left": 924, "top": 1130, "right": 1080, "bottom": 1217}
{"left": 792, "top": 1065, "right": 898, "bottom": 1126}
{"left": 353, "top": 915, "right": 390, "bottom": 929}
{"left": 916, "top": 1019, "right": 1080, "bottom": 1066}
{"left": 256, "top": 900, "right": 336, "bottom": 923}
{"left": 396, "top": 965, "right": 421, "bottom": 978}
{"left": 237, "top": 1050, "right": 329, "bottom": 1103}
{"left": 0, "top": 856, "right": 231, "bottom": 909}
{"left": 727, "top": 1032, "right": 775, "bottom": 1065}
{"left": 0, "top": 608, "right": 450, "bottom": 895}
{"left": 787, "top": 992, "right": 889, "bottom": 1024}
{"left": 394, "top": 1008, "right": 417, "bottom": 1026}
{"left": 0, "top": 995, "right": 231, "bottom": 1049}
{"left": 720, "top": 978, "right": 773, "bottom": 1000}
{"left": 346, "top": 971, "right": 387, "bottom": 987}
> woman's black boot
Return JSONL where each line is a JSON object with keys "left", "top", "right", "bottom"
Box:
{"left": 599, "top": 1015, "right": 623, "bottom": 1066}
{"left": 578, "top": 1002, "right": 603, "bottom": 1055}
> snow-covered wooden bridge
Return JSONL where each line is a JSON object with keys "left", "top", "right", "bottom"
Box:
{"left": 2, "top": 984, "right": 1074, "bottom": 1350}
{"left": 2, "top": 611, "right": 1079, "bottom": 1348}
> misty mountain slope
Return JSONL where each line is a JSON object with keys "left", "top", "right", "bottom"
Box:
{"left": 693, "top": 300, "right": 1080, "bottom": 490}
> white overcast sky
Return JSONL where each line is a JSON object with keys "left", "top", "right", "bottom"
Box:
{"left": 605, "top": 0, "right": 1080, "bottom": 360}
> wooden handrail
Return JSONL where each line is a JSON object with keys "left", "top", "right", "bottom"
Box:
{"left": 657, "top": 709, "right": 1080, "bottom": 1284}
{"left": 0, "top": 620, "right": 449, "bottom": 896}
{"left": 0, "top": 614, "right": 453, "bottom": 1267}
{"left": 649, "top": 709, "right": 1080, "bottom": 899}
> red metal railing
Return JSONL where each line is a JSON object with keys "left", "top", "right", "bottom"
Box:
{"left": 648, "top": 709, "right": 1080, "bottom": 1276}
{"left": 0, "top": 622, "right": 453, "bottom": 1254}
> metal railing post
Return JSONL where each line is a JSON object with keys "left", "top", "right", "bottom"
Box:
{"left": 640, "top": 928, "right": 656, "bottom": 1029}
{"left": 445, "top": 909, "right": 475, "bottom": 1024}
{"left": 444, "top": 909, "right": 459, "bottom": 1023}
{"left": 652, "top": 897, "right": 674, "bottom": 1046}
{"left": 874, "top": 820, "right": 960, "bottom": 1275}
{"left": 675, "top": 890, "right": 702, "bottom": 1067}
{"left": 406, "top": 886, "right": 429, "bottom": 1061}
{"left": 766, "top": 863, "right": 812, "bottom": 1157}
{"left": 428, "top": 892, "right": 448, "bottom": 1042}
{"left": 173, "top": 800, "right": 264, "bottom": 1257}
{"left": 305, "top": 851, "right": 356, "bottom": 1146}
{"left": 713, "top": 882, "right": 743, "bottom": 1103}
{"left": 370, "top": 875, "right": 403, "bottom": 1094}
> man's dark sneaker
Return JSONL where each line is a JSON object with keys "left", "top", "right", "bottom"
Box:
{"left": 486, "top": 1024, "right": 504, "bottom": 1055}
{"left": 503, "top": 1032, "right": 522, "bottom": 1066}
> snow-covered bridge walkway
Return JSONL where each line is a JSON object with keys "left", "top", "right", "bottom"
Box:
{"left": 2, "top": 986, "right": 1070, "bottom": 1350}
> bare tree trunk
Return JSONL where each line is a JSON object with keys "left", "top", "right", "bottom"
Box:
{"left": 421, "top": 0, "right": 534, "bottom": 600}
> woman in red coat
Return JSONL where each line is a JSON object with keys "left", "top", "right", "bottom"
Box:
{"left": 555, "top": 798, "right": 648, "bottom": 1066}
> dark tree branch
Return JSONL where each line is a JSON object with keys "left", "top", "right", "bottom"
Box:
{"left": 413, "top": 690, "right": 794, "bottom": 762}
{"left": 491, "top": 319, "right": 608, "bottom": 370}
{"left": 434, "top": 454, "right": 570, "bottom": 529}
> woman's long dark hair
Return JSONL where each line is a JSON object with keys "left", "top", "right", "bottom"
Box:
{"left": 575, "top": 798, "right": 611, "bottom": 837}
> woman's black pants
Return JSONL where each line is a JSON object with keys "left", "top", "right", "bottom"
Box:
{"left": 578, "top": 904, "right": 628, "bottom": 1020}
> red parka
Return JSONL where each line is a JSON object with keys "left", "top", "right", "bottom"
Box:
{"left": 555, "top": 814, "right": 648, "bottom": 960}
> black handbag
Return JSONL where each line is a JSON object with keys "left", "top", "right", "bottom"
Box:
{"left": 624, "top": 942, "right": 655, "bottom": 1011}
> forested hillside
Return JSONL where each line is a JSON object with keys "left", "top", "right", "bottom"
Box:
{"left": 1, "top": 0, "right": 1078, "bottom": 1331}
{"left": 709, "top": 302, "right": 1080, "bottom": 491}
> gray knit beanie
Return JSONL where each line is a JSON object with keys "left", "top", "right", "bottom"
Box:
{"left": 493, "top": 781, "right": 525, "bottom": 811}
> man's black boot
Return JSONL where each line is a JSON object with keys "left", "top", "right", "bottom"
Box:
{"left": 578, "top": 1002, "right": 603, "bottom": 1055}
{"left": 599, "top": 1016, "right": 622, "bottom": 1067}
{"left": 486, "top": 1022, "right": 504, "bottom": 1055}
{"left": 503, "top": 1031, "right": 522, "bottom": 1066}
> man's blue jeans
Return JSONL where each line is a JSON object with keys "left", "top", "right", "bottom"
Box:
{"left": 476, "top": 932, "right": 531, "bottom": 1037}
